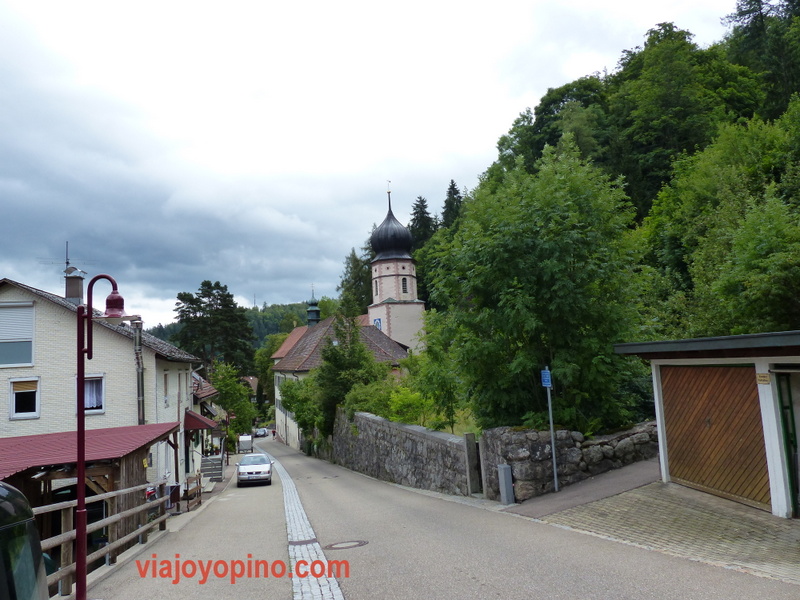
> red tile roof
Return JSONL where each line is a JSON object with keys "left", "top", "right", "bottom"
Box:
{"left": 0, "top": 422, "right": 180, "bottom": 481}
{"left": 271, "top": 326, "right": 308, "bottom": 360}
{"left": 184, "top": 410, "right": 217, "bottom": 431}
{"left": 192, "top": 373, "right": 218, "bottom": 401}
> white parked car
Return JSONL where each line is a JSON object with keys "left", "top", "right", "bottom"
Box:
{"left": 236, "top": 454, "right": 273, "bottom": 486}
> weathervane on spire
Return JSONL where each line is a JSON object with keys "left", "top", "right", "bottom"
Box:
{"left": 386, "top": 180, "right": 392, "bottom": 211}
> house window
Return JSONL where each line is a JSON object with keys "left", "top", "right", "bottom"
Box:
{"left": 84, "top": 376, "right": 105, "bottom": 413}
{"left": 163, "top": 373, "right": 169, "bottom": 407}
{"left": 10, "top": 379, "right": 39, "bottom": 419}
{"left": 402, "top": 277, "right": 408, "bottom": 294}
{"left": 0, "top": 303, "right": 34, "bottom": 367}
{"left": 374, "top": 281, "right": 378, "bottom": 296}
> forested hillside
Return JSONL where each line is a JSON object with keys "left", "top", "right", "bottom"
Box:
{"left": 338, "top": 1, "right": 800, "bottom": 432}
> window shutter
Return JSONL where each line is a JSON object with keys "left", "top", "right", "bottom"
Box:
{"left": 0, "top": 305, "right": 33, "bottom": 340}
{"left": 13, "top": 380, "right": 37, "bottom": 392}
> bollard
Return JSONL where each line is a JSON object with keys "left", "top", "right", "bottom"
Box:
{"left": 498, "top": 464, "right": 514, "bottom": 505}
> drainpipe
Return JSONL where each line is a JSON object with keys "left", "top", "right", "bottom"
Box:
{"left": 132, "top": 318, "right": 145, "bottom": 424}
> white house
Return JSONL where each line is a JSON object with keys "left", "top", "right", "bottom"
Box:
{"left": 0, "top": 276, "right": 210, "bottom": 490}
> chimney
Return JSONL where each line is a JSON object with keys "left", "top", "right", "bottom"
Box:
{"left": 65, "top": 270, "right": 84, "bottom": 305}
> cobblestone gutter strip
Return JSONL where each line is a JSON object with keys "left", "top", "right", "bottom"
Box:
{"left": 542, "top": 482, "right": 800, "bottom": 586}
{"left": 273, "top": 458, "right": 346, "bottom": 600}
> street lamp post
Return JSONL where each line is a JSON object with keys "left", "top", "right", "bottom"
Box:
{"left": 75, "top": 274, "right": 126, "bottom": 600}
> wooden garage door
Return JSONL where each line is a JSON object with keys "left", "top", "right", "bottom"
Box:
{"left": 661, "top": 365, "right": 771, "bottom": 510}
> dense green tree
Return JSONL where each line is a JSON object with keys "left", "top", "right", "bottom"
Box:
{"left": 173, "top": 280, "right": 254, "bottom": 373}
{"left": 317, "top": 296, "right": 340, "bottom": 320}
{"left": 245, "top": 303, "right": 306, "bottom": 348}
{"left": 606, "top": 23, "right": 762, "bottom": 216}
{"left": 440, "top": 180, "right": 464, "bottom": 229}
{"left": 145, "top": 321, "right": 182, "bottom": 342}
{"left": 709, "top": 194, "right": 800, "bottom": 333}
{"left": 280, "top": 375, "right": 323, "bottom": 438}
{"left": 640, "top": 98, "right": 800, "bottom": 338}
{"left": 407, "top": 196, "right": 437, "bottom": 252}
{"left": 724, "top": 0, "right": 800, "bottom": 119}
{"left": 424, "top": 139, "right": 642, "bottom": 431}
{"left": 496, "top": 77, "right": 607, "bottom": 176}
{"left": 209, "top": 361, "right": 256, "bottom": 436}
{"left": 494, "top": 107, "right": 537, "bottom": 176}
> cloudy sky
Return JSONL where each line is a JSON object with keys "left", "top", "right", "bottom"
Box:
{"left": 1, "top": 0, "right": 736, "bottom": 327}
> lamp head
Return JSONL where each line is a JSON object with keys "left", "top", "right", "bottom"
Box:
{"left": 103, "top": 289, "right": 125, "bottom": 319}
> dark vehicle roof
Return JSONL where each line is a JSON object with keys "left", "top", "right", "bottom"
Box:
{"left": 0, "top": 482, "right": 34, "bottom": 529}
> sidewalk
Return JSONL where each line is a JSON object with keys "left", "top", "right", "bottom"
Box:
{"left": 72, "top": 457, "right": 241, "bottom": 598}
{"left": 503, "top": 458, "right": 800, "bottom": 585}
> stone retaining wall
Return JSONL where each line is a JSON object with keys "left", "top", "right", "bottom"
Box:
{"left": 331, "top": 409, "right": 469, "bottom": 496}
{"left": 480, "top": 422, "right": 658, "bottom": 502}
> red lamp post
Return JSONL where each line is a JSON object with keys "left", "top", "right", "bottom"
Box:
{"left": 75, "top": 274, "right": 126, "bottom": 600}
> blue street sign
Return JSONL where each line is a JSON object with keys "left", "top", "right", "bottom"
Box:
{"left": 541, "top": 368, "right": 552, "bottom": 388}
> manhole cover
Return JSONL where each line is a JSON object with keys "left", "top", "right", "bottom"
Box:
{"left": 324, "top": 540, "right": 368, "bottom": 550}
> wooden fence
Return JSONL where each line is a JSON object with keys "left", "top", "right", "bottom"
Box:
{"left": 32, "top": 479, "right": 169, "bottom": 596}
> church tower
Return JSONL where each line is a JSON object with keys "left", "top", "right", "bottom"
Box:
{"left": 306, "top": 288, "right": 321, "bottom": 326}
{"left": 367, "top": 191, "right": 425, "bottom": 351}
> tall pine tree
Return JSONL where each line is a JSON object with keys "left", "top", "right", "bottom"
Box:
{"left": 173, "top": 280, "right": 254, "bottom": 373}
{"left": 407, "top": 196, "right": 436, "bottom": 252}
{"left": 440, "top": 180, "right": 463, "bottom": 229}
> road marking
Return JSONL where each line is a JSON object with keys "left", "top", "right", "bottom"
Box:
{"left": 273, "top": 457, "right": 346, "bottom": 600}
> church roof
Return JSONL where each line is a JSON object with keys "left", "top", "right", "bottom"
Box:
{"left": 371, "top": 193, "right": 413, "bottom": 261}
{"left": 273, "top": 316, "right": 407, "bottom": 373}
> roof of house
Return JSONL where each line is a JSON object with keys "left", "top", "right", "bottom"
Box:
{"left": 192, "top": 372, "right": 219, "bottom": 401}
{"left": 184, "top": 410, "right": 217, "bottom": 431}
{"left": 614, "top": 330, "right": 800, "bottom": 360}
{"left": 271, "top": 326, "right": 308, "bottom": 360}
{"left": 273, "top": 315, "right": 408, "bottom": 374}
{"left": 0, "top": 278, "right": 199, "bottom": 363}
{"left": 0, "top": 422, "right": 180, "bottom": 481}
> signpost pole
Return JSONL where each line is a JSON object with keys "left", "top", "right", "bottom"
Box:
{"left": 541, "top": 366, "right": 559, "bottom": 492}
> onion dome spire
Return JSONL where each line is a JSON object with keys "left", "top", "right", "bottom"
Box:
{"left": 370, "top": 190, "right": 413, "bottom": 260}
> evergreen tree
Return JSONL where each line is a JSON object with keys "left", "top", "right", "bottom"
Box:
{"left": 173, "top": 280, "right": 254, "bottom": 373}
{"left": 337, "top": 240, "right": 373, "bottom": 316}
{"left": 407, "top": 196, "right": 436, "bottom": 252}
{"left": 440, "top": 180, "right": 463, "bottom": 229}
{"left": 724, "top": 0, "right": 800, "bottom": 119}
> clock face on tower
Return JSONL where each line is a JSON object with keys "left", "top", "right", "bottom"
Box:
{"left": 373, "top": 318, "right": 382, "bottom": 330}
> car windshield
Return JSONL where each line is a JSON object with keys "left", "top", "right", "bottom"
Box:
{"left": 240, "top": 455, "right": 269, "bottom": 466}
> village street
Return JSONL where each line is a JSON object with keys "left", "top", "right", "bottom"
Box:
{"left": 87, "top": 438, "right": 799, "bottom": 600}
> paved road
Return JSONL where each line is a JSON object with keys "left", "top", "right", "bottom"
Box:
{"left": 89, "top": 439, "right": 799, "bottom": 599}
{"left": 272, "top": 440, "right": 798, "bottom": 599}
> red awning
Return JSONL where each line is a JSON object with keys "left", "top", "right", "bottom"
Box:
{"left": 184, "top": 410, "right": 217, "bottom": 431}
{"left": 0, "top": 422, "right": 180, "bottom": 481}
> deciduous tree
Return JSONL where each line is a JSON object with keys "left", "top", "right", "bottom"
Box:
{"left": 425, "top": 138, "right": 641, "bottom": 432}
